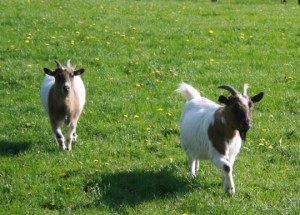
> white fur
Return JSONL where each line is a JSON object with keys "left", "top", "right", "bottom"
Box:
{"left": 176, "top": 83, "right": 241, "bottom": 195}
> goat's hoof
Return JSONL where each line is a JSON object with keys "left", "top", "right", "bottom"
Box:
{"left": 72, "top": 133, "right": 77, "bottom": 143}
{"left": 59, "top": 145, "right": 66, "bottom": 151}
{"left": 226, "top": 187, "right": 235, "bottom": 196}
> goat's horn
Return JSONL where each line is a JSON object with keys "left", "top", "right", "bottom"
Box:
{"left": 55, "top": 60, "right": 63, "bottom": 69}
{"left": 218, "top": 85, "right": 239, "bottom": 96}
{"left": 66, "top": 59, "right": 71, "bottom": 67}
{"left": 242, "top": 84, "right": 249, "bottom": 96}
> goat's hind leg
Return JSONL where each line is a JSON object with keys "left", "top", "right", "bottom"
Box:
{"left": 188, "top": 157, "right": 197, "bottom": 178}
{"left": 72, "top": 132, "right": 77, "bottom": 143}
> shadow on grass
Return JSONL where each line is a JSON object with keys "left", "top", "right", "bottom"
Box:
{"left": 0, "top": 140, "right": 32, "bottom": 156}
{"left": 83, "top": 168, "right": 190, "bottom": 211}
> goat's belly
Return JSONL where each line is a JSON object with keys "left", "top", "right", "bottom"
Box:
{"left": 181, "top": 139, "right": 210, "bottom": 160}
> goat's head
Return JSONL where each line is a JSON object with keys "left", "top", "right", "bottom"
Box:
{"left": 43, "top": 60, "right": 84, "bottom": 96}
{"left": 218, "top": 84, "right": 264, "bottom": 140}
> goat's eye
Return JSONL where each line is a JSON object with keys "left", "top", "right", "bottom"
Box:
{"left": 248, "top": 102, "right": 253, "bottom": 109}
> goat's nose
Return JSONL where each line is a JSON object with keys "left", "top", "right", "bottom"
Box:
{"left": 242, "top": 120, "right": 251, "bottom": 131}
{"left": 63, "top": 85, "right": 70, "bottom": 92}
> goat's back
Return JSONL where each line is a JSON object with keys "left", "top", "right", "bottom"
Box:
{"left": 41, "top": 75, "right": 55, "bottom": 113}
{"left": 73, "top": 76, "right": 86, "bottom": 112}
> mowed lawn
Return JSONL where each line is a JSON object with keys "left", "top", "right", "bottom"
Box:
{"left": 0, "top": 0, "right": 299, "bottom": 214}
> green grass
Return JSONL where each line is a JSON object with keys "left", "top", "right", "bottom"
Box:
{"left": 0, "top": 0, "right": 299, "bottom": 214}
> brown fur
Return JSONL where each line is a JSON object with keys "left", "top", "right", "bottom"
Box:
{"left": 48, "top": 69, "right": 81, "bottom": 127}
{"left": 208, "top": 107, "right": 238, "bottom": 155}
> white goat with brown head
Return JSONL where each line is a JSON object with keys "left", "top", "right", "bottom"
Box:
{"left": 176, "top": 83, "right": 263, "bottom": 195}
{"left": 41, "top": 60, "right": 86, "bottom": 151}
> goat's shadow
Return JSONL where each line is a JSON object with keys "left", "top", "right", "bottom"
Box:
{"left": 83, "top": 168, "right": 190, "bottom": 211}
{"left": 0, "top": 140, "right": 32, "bottom": 156}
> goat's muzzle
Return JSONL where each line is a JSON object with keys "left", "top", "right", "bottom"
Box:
{"left": 63, "top": 85, "right": 70, "bottom": 95}
{"left": 239, "top": 123, "right": 250, "bottom": 141}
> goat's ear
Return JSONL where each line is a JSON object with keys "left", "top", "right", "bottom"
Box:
{"left": 43, "top": 68, "right": 56, "bottom": 76}
{"left": 251, "top": 92, "right": 264, "bottom": 103}
{"left": 218, "top": 95, "right": 229, "bottom": 104}
{"left": 74, "top": 68, "right": 85, "bottom": 76}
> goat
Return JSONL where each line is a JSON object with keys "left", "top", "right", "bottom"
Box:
{"left": 41, "top": 60, "right": 86, "bottom": 151}
{"left": 176, "top": 83, "right": 263, "bottom": 195}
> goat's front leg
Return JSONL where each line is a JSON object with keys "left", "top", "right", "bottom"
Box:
{"left": 212, "top": 156, "right": 235, "bottom": 196}
{"left": 66, "top": 125, "right": 76, "bottom": 151}
{"left": 51, "top": 123, "right": 66, "bottom": 150}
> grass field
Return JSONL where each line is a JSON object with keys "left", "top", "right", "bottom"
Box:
{"left": 0, "top": 0, "right": 299, "bottom": 214}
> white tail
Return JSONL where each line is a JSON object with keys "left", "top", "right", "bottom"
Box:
{"left": 176, "top": 83, "right": 201, "bottom": 101}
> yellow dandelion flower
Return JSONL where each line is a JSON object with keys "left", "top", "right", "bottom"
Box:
{"left": 240, "top": 33, "right": 245, "bottom": 39}
{"left": 25, "top": 122, "right": 31, "bottom": 127}
{"left": 93, "top": 160, "right": 99, "bottom": 163}
{"left": 95, "top": 57, "right": 100, "bottom": 61}
{"left": 45, "top": 43, "right": 49, "bottom": 46}
{"left": 123, "top": 114, "right": 128, "bottom": 118}
{"left": 134, "top": 115, "right": 139, "bottom": 119}
{"left": 268, "top": 146, "right": 273, "bottom": 149}
{"left": 259, "top": 143, "right": 264, "bottom": 146}
{"left": 27, "top": 64, "right": 32, "bottom": 68}
{"left": 166, "top": 112, "right": 172, "bottom": 117}
{"left": 157, "top": 108, "right": 164, "bottom": 112}
{"left": 136, "top": 83, "right": 141, "bottom": 88}
{"left": 208, "top": 30, "right": 214, "bottom": 34}
{"left": 59, "top": 172, "right": 67, "bottom": 177}
{"left": 51, "top": 36, "right": 56, "bottom": 39}
{"left": 209, "top": 58, "right": 215, "bottom": 62}
{"left": 71, "top": 40, "right": 75, "bottom": 45}
{"left": 260, "top": 138, "right": 265, "bottom": 142}
{"left": 76, "top": 31, "right": 80, "bottom": 34}
{"left": 25, "top": 40, "right": 30, "bottom": 44}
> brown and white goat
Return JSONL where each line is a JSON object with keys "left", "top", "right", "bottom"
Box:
{"left": 176, "top": 83, "right": 263, "bottom": 195}
{"left": 41, "top": 60, "right": 86, "bottom": 151}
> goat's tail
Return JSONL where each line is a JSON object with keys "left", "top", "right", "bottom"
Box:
{"left": 176, "top": 82, "right": 201, "bottom": 101}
